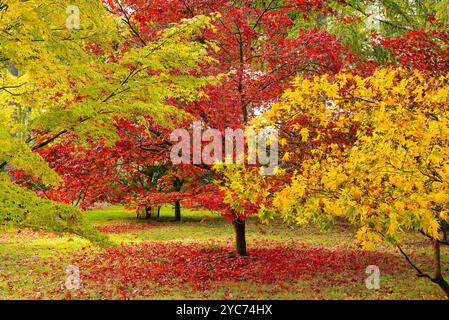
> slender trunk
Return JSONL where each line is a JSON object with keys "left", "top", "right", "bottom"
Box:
{"left": 431, "top": 240, "right": 449, "bottom": 299}
{"left": 74, "top": 189, "right": 87, "bottom": 207}
{"left": 174, "top": 201, "right": 181, "bottom": 222}
{"left": 172, "top": 177, "right": 182, "bottom": 222}
{"left": 144, "top": 206, "right": 152, "bottom": 219}
{"left": 232, "top": 217, "right": 247, "bottom": 256}
{"left": 434, "top": 279, "right": 449, "bottom": 299}
{"left": 157, "top": 207, "right": 161, "bottom": 219}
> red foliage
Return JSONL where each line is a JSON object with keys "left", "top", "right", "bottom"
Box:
{"left": 45, "top": 241, "right": 409, "bottom": 299}
{"left": 35, "top": 135, "right": 123, "bottom": 209}
{"left": 95, "top": 224, "right": 159, "bottom": 234}
{"left": 31, "top": 1, "right": 375, "bottom": 225}
{"left": 95, "top": 0, "right": 351, "bottom": 222}
{"left": 375, "top": 29, "right": 449, "bottom": 75}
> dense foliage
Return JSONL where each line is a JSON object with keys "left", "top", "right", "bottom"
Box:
{"left": 2, "top": 0, "right": 449, "bottom": 298}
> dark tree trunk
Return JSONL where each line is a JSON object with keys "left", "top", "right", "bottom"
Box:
{"left": 144, "top": 206, "right": 152, "bottom": 219}
{"left": 431, "top": 240, "right": 449, "bottom": 299}
{"left": 173, "top": 177, "right": 183, "bottom": 222}
{"left": 441, "top": 220, "right": 449, "bottom": 243}
{"left": 232, "top": 217, "right": 247, "bottom": 256}
{"left": 433, "top": 277, "right": 449, "bottom": 299}
{"left": 157, "top": 207, "right": 161, "bottom": 219}
{"left": 174, "top": 201, "right": 181, "bottom": 222}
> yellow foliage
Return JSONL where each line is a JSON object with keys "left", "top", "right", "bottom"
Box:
{"left": 262, "top": 67, "right": 449, "bottom": 247}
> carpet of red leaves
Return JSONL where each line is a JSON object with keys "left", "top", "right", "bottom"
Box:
{"left": 45, "top": 241, "right": 409, "bottom": 299}
{"left": 94, "top": 224, "right": 159, "bottom": 234}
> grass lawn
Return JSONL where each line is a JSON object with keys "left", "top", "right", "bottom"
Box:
{"left": 0, "top": 206, "right": 448, "bottom": 300}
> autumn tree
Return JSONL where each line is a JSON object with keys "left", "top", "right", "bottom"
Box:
{"left": 101, "top": 0, "right": 348, "bottom": 256}
{"left": 0, "top": 0, "right": 216, "bottom": 241}
{"left": 106, "top": 118, "right": 207, "bottom": 222}
{"left": 325, "top": 0, "right": 449, "bottom": 75}
{"left": 259, "top": 68, "right": 449, "bottom": 298}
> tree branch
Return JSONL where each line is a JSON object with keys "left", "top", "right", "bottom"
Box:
{"left": 397, "top": 244, "right": 431, "bottom": 279}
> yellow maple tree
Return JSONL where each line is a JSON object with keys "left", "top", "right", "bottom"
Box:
{"left": 258, "top": 68, "right": 449, "bottom": 297}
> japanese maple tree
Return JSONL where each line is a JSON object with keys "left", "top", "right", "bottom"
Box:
{"left": 261, "top": 68, "right": 449, "bottom": 298}
{"left": 100, "top": 0, "right": 350, "bottom": 255}
{"left": 0, "top": 0, "right": 216, "bottom": 241}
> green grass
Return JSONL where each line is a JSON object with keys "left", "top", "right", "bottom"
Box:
{"left": 86, "top": 206, "right": 357, "bottom": 245}
{"left": 86, "top": 205, "right": 214, "bottom": 224}
{"left": 1, "top": 206, "right": 448, "bottom": 300}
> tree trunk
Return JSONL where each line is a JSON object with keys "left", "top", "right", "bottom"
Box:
{"left": 157, "top": 207, "right": 161, "bottom": 219}
{"left": 232, "top": 217, "right": 247, "bottom": 256}
{"left": 433, "top": 277, "right": 449, "bottom": 299}
{"left": 144, "top": 206, "right": 152, "bottom": 219}
{"left": 431, "top": 240, "right": 449, "bottom": 299}
{"left": 174, "top": 201, "right": 181, "bottom": 222}
{"left": 173, "top": 177, "right": 183, "bottom": 222}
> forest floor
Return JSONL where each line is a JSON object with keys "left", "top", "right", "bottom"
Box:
{"left": 0, "top": 206, "right": 448, "bottom": 300}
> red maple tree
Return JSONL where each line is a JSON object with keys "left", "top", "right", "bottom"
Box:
{"left": 40, "top": 0, "right": 351, "bottom": 255}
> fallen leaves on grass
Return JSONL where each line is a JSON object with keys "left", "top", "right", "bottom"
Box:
{"left": 94, "top": 224, "right": 159, "bottom": 234}
{"left": 44, "top": 241, "right": 409, "bottom": 299}
{"left": 0, "top": 228, "right": 61, "bottom": 241}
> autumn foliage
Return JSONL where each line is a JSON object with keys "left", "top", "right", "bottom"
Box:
{"left": 3, "top": 0, "right": 449, "bottom": 300}
{"left": 36, "top": 241, "right": 407, "bottom": 299}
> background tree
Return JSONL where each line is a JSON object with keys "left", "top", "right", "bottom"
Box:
{"left": 0, "top": 0, "right": 216, "bottom": 241}
{"left": 325, "top": 0, "right": 449, "bottom": 74}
